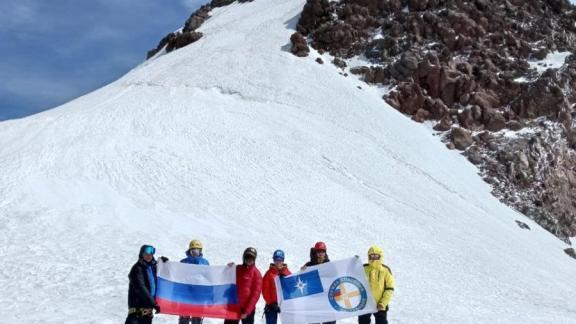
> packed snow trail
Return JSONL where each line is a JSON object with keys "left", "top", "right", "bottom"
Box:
{"left": 0, "top": 1, "right": 575, "bottom": 323}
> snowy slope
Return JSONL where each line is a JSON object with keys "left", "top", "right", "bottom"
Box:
{"left": 0, "top": 1, "right": 575, "bottom": 323}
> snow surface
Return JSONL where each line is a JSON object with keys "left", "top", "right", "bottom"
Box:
{"left": 0, "top": 1, "right": 575, "bottom": 323}
{"left": 515, "top": 51, "right": 572, "bottom": 83}
{"left": 529, "top": 51, "right": 572, "bottom": 73}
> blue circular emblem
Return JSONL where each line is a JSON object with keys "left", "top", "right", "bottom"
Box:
{"left": 328, "top": 276, "right": 368, "bottom": 312}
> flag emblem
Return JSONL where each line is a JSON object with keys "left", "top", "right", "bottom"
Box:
{"left": 279, "top": 270, "right": 324, "bottom": 300}
{"left": 328, "top": 276, "right": 368, "bottom": 312}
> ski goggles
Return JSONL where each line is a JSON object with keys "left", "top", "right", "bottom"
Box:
{"left": 142, "top": 245, "right": 156, "bottom": 255}
{"left": 189, "top": 248, "right": 201, "bottom": 254}
{"left": 369, "top": 253, "right": 381, "bottom": 260}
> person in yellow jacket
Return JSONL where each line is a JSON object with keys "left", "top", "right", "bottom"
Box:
{"left": 359, "top": 245, "right": 395, "bottom": 324}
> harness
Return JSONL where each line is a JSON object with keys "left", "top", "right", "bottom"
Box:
{"left": 128, "top": 307, "right": 154, "bottom": 317}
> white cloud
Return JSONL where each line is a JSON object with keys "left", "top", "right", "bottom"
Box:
{"left": 0, "top": 0, "right": 38, "bottom": 31}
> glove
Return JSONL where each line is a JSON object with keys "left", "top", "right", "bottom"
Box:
{"left": 160, "top": 256, "right": 169, "bottom": 262}
{"left": 266, "top": 303, "right": 280, "bottom": 313}
{"left": 154, "top": 304, "right": 161, "bottom": 313}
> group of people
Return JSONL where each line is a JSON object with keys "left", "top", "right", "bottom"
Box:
{"left": 125, "top": 241, "right": 395, "bottom": 324}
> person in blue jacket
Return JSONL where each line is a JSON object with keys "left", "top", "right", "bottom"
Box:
{"left": 179, "top": 240, "right": 209, "bottom": 324}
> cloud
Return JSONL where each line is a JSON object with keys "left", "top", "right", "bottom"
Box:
{"left": 0, "top": 0, "right": 38, "bottom": 32}
{"left": 0, "top": 0, "right": 210, "bottom": 120}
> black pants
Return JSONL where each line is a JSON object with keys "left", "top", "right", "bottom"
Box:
{"left": 358, "top": 310, "right": 388, "bottom": 324}
{"left": 125, "top": 313, "right": 153, "bottom": 324}
{"left": 223, "top": 310, "right": 255, "bottom": 324}
{"left": 179, "top": 317, "right": 203, "bottom": 324}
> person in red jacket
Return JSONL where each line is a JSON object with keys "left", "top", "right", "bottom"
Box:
{"left": 262, "top": 250, "right": 291, "bottom": 324}
{"left": 225, "top": 247, "right": 262, "bottom": 324}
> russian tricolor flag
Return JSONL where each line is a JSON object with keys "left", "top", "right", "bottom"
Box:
{"left": 156, "top": 260, "right": 240, "bottom": 319}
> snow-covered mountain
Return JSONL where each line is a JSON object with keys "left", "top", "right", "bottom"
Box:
{"left": 0, "top": 1, "right": 574, "bottom": 323}
{"left": 281, "top": 0, "right": 576, "bottom": 242}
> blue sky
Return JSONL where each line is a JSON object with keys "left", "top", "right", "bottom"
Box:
{"left": 0, "top": 0, "right": 207, "bottom": 121}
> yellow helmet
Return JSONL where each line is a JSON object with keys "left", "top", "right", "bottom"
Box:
{"left": 189, "top": 239, "right": 203, "bottom": 250}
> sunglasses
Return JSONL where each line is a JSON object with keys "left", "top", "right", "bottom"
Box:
{"left": 143, "top": 246, "right": 156, "bottom": 255}
{"left": 369, "top": 254, "right": 380, "bottom": 260}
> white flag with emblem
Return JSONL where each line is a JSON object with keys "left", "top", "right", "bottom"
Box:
{"left": 275, "top": 257, "right": 377, "bottom": 324}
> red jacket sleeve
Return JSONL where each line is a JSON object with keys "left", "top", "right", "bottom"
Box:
{"left": 244, "top": 268, "right": 263, "bottom": 314}
{"left": 262, "top": 271, "right": 274, "bottom": 304}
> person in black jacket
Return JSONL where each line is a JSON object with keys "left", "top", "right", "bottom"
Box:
{"left": 125, "top": 245, "right": 163, "bottom": 324}
{"left": 302, "top": 242, "right": 335, "bottom": 324}
{"left": 304, "top": 241, "right": 331, "bottom": 267}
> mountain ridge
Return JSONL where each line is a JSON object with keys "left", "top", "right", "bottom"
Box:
{"left": 0, "top": 1, "right": 575, "bottom": 322}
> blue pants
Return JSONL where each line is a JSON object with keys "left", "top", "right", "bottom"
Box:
{"left": 265, "top": 309, "right": 278, "bottom": 324}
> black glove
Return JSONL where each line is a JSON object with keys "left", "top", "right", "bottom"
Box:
{"left": 154, "top": 304, "right": 161, "bottom": 313}
{"left": 160, "top": 256, "right": 169, "bottom": 262}
{"left": 268, "top": 303, "right": 280, "bottom": 313}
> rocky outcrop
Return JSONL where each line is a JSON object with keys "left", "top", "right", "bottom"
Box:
{"left": 451, "top": 127, "right": 473, "bottom": 150}
{"left": 565, "top": 248, "right": 576, "bottom": 259}
{"left": 147, "top": 0, "right": 254, "bottom": 59}
{"left": 290, "top": 32, "right": 310, "bottom": 57}
{"left": 515, "top": 220, "right": 531, "bottom": 230}
{"left": 294, "top": 0, "right": 576, "bottom": 241}
{"left": 147, "top": 4, "right": 212, "bottom": 59}
{"left": 470, "top": 123, "right": 576, "bottom": 241}
{"left": 211, "top": 0, "right": 235, "bottom": 7}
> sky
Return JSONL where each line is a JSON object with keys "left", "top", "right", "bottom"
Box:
{"left": 0, "top": 0, "right": 207, "bottom": 121}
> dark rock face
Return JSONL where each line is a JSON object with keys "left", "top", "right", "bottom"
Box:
{"left": 294, "top": 0, "right": 576, "bottom": 241}
{"left": 565, "top": 248, "right": 576, "bottom": 259}
{"left": 183, "top": 4, "right": 212, "bottom": 32}
{"left": 147, "top": 32, "right": 178, "bottom": 59}
{"left": 166, "top": 32, "right": 204, "bottom": 52}
{"left": 451, "top": 127, "right": 473, "bottom": 150}
{"left": 332, "top": 57, "right": 347, "bottom": 69}
{"left": 212, "top": 0, "right": 236, "bottom": 7}
{"left": 147, "top": 4, "right": 212, "bottom": 59}
{"left": 147, "top": 0, "right": 249, "bottom": 59}
{"left": 515, "top": 220, "right": 531, "bottom": 230}
{"left": 471, "top": 124, "right": 576, "bottom": 241}
{"left": 291, "top": 32, "right": 310, "bottom": 57}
